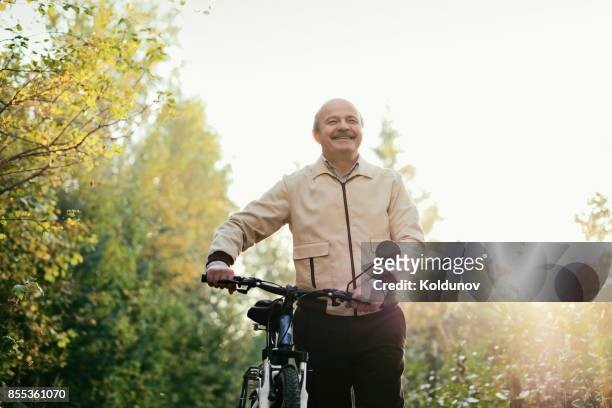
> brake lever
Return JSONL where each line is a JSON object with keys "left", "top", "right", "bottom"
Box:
{"left": 329, "top": 290, "right": 359, "bottom": 307}
{"left": 331, "top": 296, "right": 342, "bottom": 307}
{"left": 217, "top": 278, "right": 252, "bottom": 294}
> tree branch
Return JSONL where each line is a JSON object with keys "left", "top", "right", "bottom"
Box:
{"left": 0, "top": 108, "right": 91, "bottom": 170}
{"left": 0, "top": 137, "right": 17, "bottom": 157}
{"left": 0, "top": 67, "right": 52, "bottom": 74}
{"left": 49, "top": 108, "right": 85, "bottom": 146}
{"left": 0, "top": 161, "right": 79, "bottom": 177}
{"left": 0, "top": 129, "right": 46, "bottom": 148}
{"left": 0, "top": 218, "right": 55, "bottom": 222}
{"left": 0, "top": 164, "right": 49, "bottom": 196}
{"left": 0, "top": 77, "right": 33, "bottom": 116}
{"left": 0, "top": 142, "right": 48, "bottom": 171}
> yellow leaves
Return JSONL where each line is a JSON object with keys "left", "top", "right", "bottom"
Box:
{"left": 11, "top": 210, "right": 31, "bottom": 219}
{"left": 69, "top": 252, "right": 83, "bottom": 266}
{"left": 50, "top": 176, "right": 63, "bottom": 189}
{"left": 47, "top": 5, "right": 57, "bottom": 20}
{"left": 1, "top": 6, "right": 171, "bottom": 199}
{"left": 92, "top": 2, "right": 112, "bottom": 36}
{"left": 87, "top": 233, "right": 99, "bottom": 246}
{"left": 102, "top": 143, "right": 123, "bottom": 159}
{"left": 84, "top": 158, "right": 96, "bottom": 172}
{"left": 56, "top": 332, "right": 70, "bottom": 349}
{"left": 34, "top": 249, "right": 51, "bottom": 261}
{"left": 64, "top": 218, "right": 78, "bottom": 228}
{"left": 109, "top": 102, "right": 128, "bottom": 118}
{"left": 44, "top": 264, "right": 59, "bottom": 282}
{"left": 82, "top": 94, "right": 95, "bottom": 109}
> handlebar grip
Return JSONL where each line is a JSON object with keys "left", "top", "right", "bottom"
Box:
{"left": 218, "top": 279, "right": 237, "bottom": 285}
{"left": 201, "top": 272, "right": 237, "bottom": 286}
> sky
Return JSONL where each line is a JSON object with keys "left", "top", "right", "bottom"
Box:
{"left": 168, "top": 0, "right": 611, "bottom": 242}
{"left": 6, "top": 0, "right": 612, "bottom": 242}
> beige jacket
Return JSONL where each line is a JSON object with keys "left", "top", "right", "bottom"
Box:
{"left": 208, "top": 156, "right": 424, "bottom": 315}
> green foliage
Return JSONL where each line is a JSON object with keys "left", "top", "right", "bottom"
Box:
{"left": 374, "top": 122, "right": 611, "bottom": 406}
{"left": 128, "top": 98, "right": 232, "bottom": 284}
{"left": 576, "top": 193, "right": 612, "bottom": 241}
{"left": 1, "top": 2, "right": 262, "bottom": 405}
{"left": 55, "top": 97, "right": 257, "bottom": 407}
{"left": 1, "top": 0, "right": 177, "bottom": 394}
{"left": 402, "top": 303, "right": 611, "bottom": 407}
{"left": 0, "top": 0, "right": 173, "bottom": 197}
{"left": 401, "top": 199, "right": 612, "bottom": 406}
{"left": 373, "top": 118, "right": 402, "bottom": 170}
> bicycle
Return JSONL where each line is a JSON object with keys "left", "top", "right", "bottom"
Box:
{"left": 201, "top": 273, "right": 367, "bottom": 408}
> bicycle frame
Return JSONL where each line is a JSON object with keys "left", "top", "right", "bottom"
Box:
{"left": 202, "top": 274, "right": 363, "bottom": 408}
{"left": 237, "top": 284, "right": 309, "bottom": 408}
{"left": 254, "top": 289, "right": 307, "bottom": 408}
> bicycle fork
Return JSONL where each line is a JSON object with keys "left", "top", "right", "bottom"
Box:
{"left": 253, "top": 358, "right": 308, "bottom": 408}
{"left": 258, "top": 358, "right": 271, "bottom": 408}
{"left": 299, "top": 360, "right": 308, "bottom": 408}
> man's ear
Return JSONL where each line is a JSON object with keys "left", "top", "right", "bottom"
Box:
{"left": 312, "top": 129, "right": 321, "bottom": 144}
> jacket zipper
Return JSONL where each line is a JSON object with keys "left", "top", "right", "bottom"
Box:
{"left": 340, "top": 182, "right": 357, "bottom": 288}
{"left": 340, "top": 182, "right": 358, "bottom": 317}
{"left": 309, "top": 258, "right": 316, "bottom": 288}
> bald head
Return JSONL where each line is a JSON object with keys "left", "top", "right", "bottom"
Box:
{"left": 313, "top": 98, "right": 364, "bottom": 132}
{"left": 311, "top": 98, "right": 363, "bottom": 163}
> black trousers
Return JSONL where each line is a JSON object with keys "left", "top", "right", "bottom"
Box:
{"left": 293, "top": 304, "right": 406, "bottom": 408}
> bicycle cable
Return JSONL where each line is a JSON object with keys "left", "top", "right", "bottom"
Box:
{"left": 266, "top": 297, "right": 284, "bottom": 349}
{"left": 275, "top": 290, "right": 350, "bottom": 349}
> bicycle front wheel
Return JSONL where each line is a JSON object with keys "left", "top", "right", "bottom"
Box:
{"left": 271, "top": 365, "right": 300, "bottom": 408}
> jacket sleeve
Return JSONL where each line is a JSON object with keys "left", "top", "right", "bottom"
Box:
{"left": 388, "top": 171, "right": 424, "bottom": 243}
{"left": 207, "top": 176, "right": 290, "bottom": 263}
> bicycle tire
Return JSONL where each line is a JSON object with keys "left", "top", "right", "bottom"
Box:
{"left": 271, "top": 365, "right": 301, "bottom": 408}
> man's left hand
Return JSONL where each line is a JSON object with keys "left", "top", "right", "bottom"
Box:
{"left": 346, "top": 294, "right": 382, "bottom": 313}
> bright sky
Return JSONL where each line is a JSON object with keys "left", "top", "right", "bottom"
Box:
{"left": 169, "top": 0, "right": 611, "bottom": 242}
{"left": 7, "top": 1, "right": 612, "bottom": 241}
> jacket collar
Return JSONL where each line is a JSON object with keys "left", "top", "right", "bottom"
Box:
{"left": 311, "top": 155, "right": 375, "bottom": 180}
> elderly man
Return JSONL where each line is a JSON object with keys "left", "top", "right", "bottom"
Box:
{"left": 205, "top": 98, "right": 423, "bottom": 407}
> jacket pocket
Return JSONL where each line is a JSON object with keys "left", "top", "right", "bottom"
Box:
{"left": 293, "top": 242, "right": 329, "bottom": 288}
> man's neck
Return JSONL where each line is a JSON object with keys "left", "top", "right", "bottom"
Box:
{"left": 324, "top": 154, "right": 359, "bottom": 177}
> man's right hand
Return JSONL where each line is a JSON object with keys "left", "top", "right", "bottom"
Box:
{"left": 205, "top": 262, "right": 236, "bottom": 294}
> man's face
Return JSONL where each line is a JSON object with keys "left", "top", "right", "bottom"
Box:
{"left": 313, "top": 100, "right": 363, "bottom": 159}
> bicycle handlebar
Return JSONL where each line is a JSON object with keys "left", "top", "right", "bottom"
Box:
{"left": 202, "top": 272, "right": 368, "bottom": 304}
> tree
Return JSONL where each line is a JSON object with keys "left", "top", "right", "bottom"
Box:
{"left": 575, "top": 193, "right": 611, "bottom": 241}
{"left": 0, "top": 0, "right": 172, "bottom": 196}
{"left": 372, "top": 117, "right": 442, "bottom": 236}
{"left": 129, "top": 97, "right": 233, "bottom": 284}
{"left": 575, "top": 193, "right": 611, "bottom": 402}
{"left": 59, "top": 97, "right": 257, "bottom": 407}
{"left": 1, "top": 0, "right": 174, "bottom": 388}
